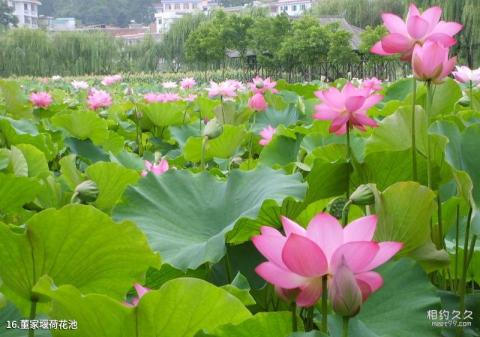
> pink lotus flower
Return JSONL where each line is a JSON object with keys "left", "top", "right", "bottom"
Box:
{"left": 362, "top": 77, "right": 382, "bottom": 94}
{"left": 143, "top": 93, "right": 180, "bottom": 103}
{"left": 87, "top": 89, "right": 112, "bottom": 110}
{"left": 412, "top": 41, "right": 456, "bottom": 84}
{"left": 225, "top": 79, "right": 245, "bottom": 92}
{"left": 207, "top": 81, "right": 237, "bottom": 98}
{"left": 452, "top": 66, "right": 480, "bottom": 85}
{"left": 101, "top": 74, "right": 122, "bottom": 86}
{"left": 371, "top": 4, "right": 462, "bottom": 61}
{"left": 249, "top": 93, "right": 268, "bottom": 111}
{"left": 124, "top": 283, "right": 150, "bottom": 307}
{"left": 250, "top": 76, "right": 278, "bottom": 94}
{"left": 141, "top": 159, "right": 169, "bottom": 176}
{"left": 183, "top": 94, "right": 198, "bottom": 102}
{"left": 314, "top": 83, "right": 383, "bottom": 135}
{"left": 181, "top": 77, "right": 196, "bottom": 89}
{"left": 259, "top": 125, "right": 276, "bottom": 146}
{"left": 29, "top": 92, "right": 53, "bottom": 108}
{"left": 71, "top": 80, "right": 89, "bottom": 90}
{"left": 252, "top": 213, "right": 402, "bottom": 307}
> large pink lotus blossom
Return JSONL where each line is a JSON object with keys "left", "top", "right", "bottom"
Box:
{"left": 452, "top": 66, "right": 480, "bottom": 86}
{"left": 250, "top": 76, "right": 278, "bottom": 94}
{"left": 144, "top": 92, "right": 180, "bottom": 103}
{"left": 371, "top": 4, "right": 462, "bottom": 61}
{"left": 29, "top": 92, "right": 53, "bottom": 108}
{"left": 259, "top": 125, "right": 276, "bottom": 146}
{"left": 180, "top": 77, "right": 196, "bottom": 89}
{"left": 225, "top": 79, "right": 245, "bottom": 92}
{"left": 207, "top": 81, "right": 237, "bottom": 98}
{"left": 141, "top": 159, "right": 169, "bottom": 176}
{"left": 124, "top": 283, "right": 150, "bottom": 307}
{"left": 87, "top": 89, "right": 112, "bottom": 110}
{"left": 252, "top": 213, "right": 402, "bottom": 307}
{"left": 314, "top": 83, "right": 383, "bottom": 135}
{"left": 101, "top": 74, "right": 122, "bottom": 86}
{"left": 412, "top": 41, "right": 456, "bottom": 84}
{"left": 249, "top": 93, "right": 268, "bottom": 112}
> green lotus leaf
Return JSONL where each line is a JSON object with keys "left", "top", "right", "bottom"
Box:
{"left": 141, "top": 102, "right": 187, "bottom": 127}
{"left": 113, "top": 167, "right": 306, "bottom": 270}
{"left": 33, "top": 277, "right": 251, "bottom": 337}
{"left": 0, "top": 173, "right": 41, "bottom": 214}
{"left": 0, "top": 204, "right": 160, "bottom": 314}
{"left": 86, "top": 162, "right": 139, "bottom": 212}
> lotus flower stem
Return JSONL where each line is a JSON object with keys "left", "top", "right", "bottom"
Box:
{"left": 469, "top": 82, "right": 474, "bottom": 110}
{"left": 28, "top": 300, "right": 37, "bottom": 337}
{"left": 455, "top": 206, "right": 460, "bottom": 291}
{"left": 221, "top": 96, "right": 225, "bottom": 124}
{"left": 411, "top": 78, "right": 418, "bottom": 181}
{"left": 342, "top": 317, "right": 350, "bottom": 337}
{"left": 291, "top": 303, "right": 298, "bottom": 332}
{"left": 437, "top": 196, "right": 445, "bottom": 250}
{"left": 201, "top": 136, "right": 208, "bottom": 171}
{"left": 321, "top": 275, "right": 328, "bottom": 333}
{"left": 346, "top": 124, "right": 351, "bottom": 199}
{"left": 457, "top": 208, "right": 473, "bottom": 337}
{"left": 224, "top": 246, "right": 233, "bottom": 284}
{"left": 305, "top": 306, "right": 314, "bottom": 331}
{"left": 425, "top": 81, "right": 434, "bottom": 189}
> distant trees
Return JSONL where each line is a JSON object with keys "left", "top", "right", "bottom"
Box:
{"left": 0, "top": 1, "right": 18, "bottom": 29}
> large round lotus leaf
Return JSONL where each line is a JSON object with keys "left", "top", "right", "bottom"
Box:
{"left": 33, "top": 277, "right": 251, "bottom": 337}
{"left": 0, "top": 204, "right": 160, "bottom": 314}
{"left": 113, "top": 167, "right": 306, "bottom": 270}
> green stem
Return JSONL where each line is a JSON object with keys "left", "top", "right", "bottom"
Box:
{"left": 200, "top": 136, "right": 208, "bottom": 171}
{"left": 470, "top": 81, "right": 474, "bottom": 110}
{"left": 457, "top": 208, "right": 473, "bottom": 337}
{"left": 437, "top": 195, "right": 445, "bottom": 250}
{"left": 455, "top": 205, "right": 460, "bottom": 292}
{"left": 306, "top": 306, "right": 314, "bottom": 331}
{"left": 221, "top": 96, "right": 225, "bottom": 124}
{"left": 342, "top": 316, "right": 349, "bottom": 337}
{"left": 426, "top": 81, "right": 434, "bottom": 190}
{"left": 342, "top": 201, "right": 352, "bottom": 226}
{"left": 411, "top": 78, "right": 418, "bottom": 181}
{"left": 321, "top": 275, "right": 328, "bottom": 334}
{"left": 291, "top": 303, "right": 298, "bottom": 332}
{"left": 28, "top": 300, "right": 37, "bottom": 337}
{"left": 135, "top": 108, "right": 143, "bottom": 156}
{"left": 346, "top": 124, "right": 351, "bottom": 199}
{"left": 224, "top": 245, "right": 233, "bottom": 284}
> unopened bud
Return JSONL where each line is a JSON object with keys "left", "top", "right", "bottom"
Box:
{"left": 202, "top": 118, "right": 223, "bottom": 139}
{"left": 329, "top": 258, "right": 362, "bottom": 318}
{"left": 71, "top": 180, "right": 99, "bottom": 204}
{"left": 349, "top": 184, "right": 375, "bottom": 206}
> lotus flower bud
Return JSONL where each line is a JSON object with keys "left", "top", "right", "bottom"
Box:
{"left": 349, "top": 184, "right": 375, "bottom": 206}
{"left": 202, "top": 118, "right": 223, "bottom": 140}
{"left": 71, "top": 180, "right": 99, "bottom": 204}
{"left": 329, "top": 258, "right": 363, "bottom": 318}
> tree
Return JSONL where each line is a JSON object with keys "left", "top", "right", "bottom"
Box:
{"left": 184, "top": 22, "right": 225, "bottom": 71}
{"left": 0, "top": 1, "right": 18, "bottom": 29}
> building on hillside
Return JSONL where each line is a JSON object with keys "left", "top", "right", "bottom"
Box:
{"left": 78, "top": 23, "right": 160, "bottom": 45}
{"left": 274, "top": 0, "right": 312, "bottom": 17}
{"left": 6, "top": 0, "right": 41, "bottom": 28}
{"left": 153, "top": 0, "right": 218, "bottom": 34}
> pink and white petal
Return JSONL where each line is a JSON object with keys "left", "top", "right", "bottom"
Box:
{"left": 281, "top": 216, "right": 306, "bottom": 237}
{"left": 333, "top": 123, "right": 348, "bottom": 135}
{"left": 362, "top": 242, "right": 403, "bottom": 271}
{"left": 255, "top": 262, "right": 307, "bottom": 289}
{"left": 355, "top": 271, "right": 383, "bottom": 300}
{"left": 314, "top": 104, "right": 339, "bottom": 120}
{"left": 341, "top": 83, "right": 358, "bottom": 97}
{"left": 296, "top": 281, "right": 324, "bottom": 307}
{"left": 331, "top": 241, "right": 379, "bottom": 273}
{"left": 318, "top": 87, "right": 344, "bottom": 110}
{"left": 421, "top": 6, "right": 442, "bottom": 33}
{"left": 407, "top": 15, "right": 430, "bottom": 39}
{"left": 307, "top": 213, "right": 343, "bottom": 262}
{"left": 363, "top": 94, "right": 384, "bottom": 109}
{"left": 134, "top": 284, "right": 149, "bottom": 299}
{"left": 431, "top": 21, "right": 463, "bottom": 37}
{"left": 260, "top": 226, "right": 283, "bottom": 237}
{"left": 252, "top": 234, "right": 287, "bottom": 267}
{"left": 370, "top": 41, "right": 391, "bottom": 56}
{"left": 407, "top": 3, "right": 420, "bottom": 19}
{"left": 282, "top": 234, "right": 328, "bottom": 277}
{"left": 381, "top": 33, "right": 413, "bottom": 54}
{"left": 438, "top": 57, "right": 457, "bottom": 82}
{"left": 330, "top": 114, "right": 350, "bottom": 133}
{"left": 381, "top": 13, "right": 408, "bottom": 35}
{"left": 426, "top": 33, "right": 457, "bottom": 47}
{"left": 352, "top": 113, "right": 377, "bottom": 128}
{"left": 343, "top": 215, "right": 377, "bottom": 243}
{"left": 345, "top": 96, "right": 367, "bottom": 113}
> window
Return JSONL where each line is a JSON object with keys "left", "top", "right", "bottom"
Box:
{"left": 292, "top": 5, "right": 297, "bottom": 11}
{"left": 183, "top": 3, "right": 189, "bottom": 9}
{"left": 300, "top": 4, "right": 305, "bottom": 10}
{"left": 166, "top": 4, "right": 171, "bottom": 10}
{"left": 174, "top": 4, "right": 180, "bottom": 9}
{"left": 32, "top": 4, "right": 36, "bottom": 11}
{"left": 192, "top": 3, "right": 197, "bottom": 8}
{"left": 24, "top": 3, "right": 28, "bottom": 11}
{"left": 25, "top": 16, "right": 31, "bottom": 24}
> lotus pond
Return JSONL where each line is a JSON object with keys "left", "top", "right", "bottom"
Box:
{"left": 1, "top": 11, "right": 480, "bottom": 335}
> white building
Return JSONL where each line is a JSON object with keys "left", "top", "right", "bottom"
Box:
{"left": 275, "top": 0, "right": 311, "bottom": 17}
{"left": 154, "top": 0, "right": 216, "bottom": 34}
{"left": 6, "top": 0, "right": 41, "bottom": 28}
